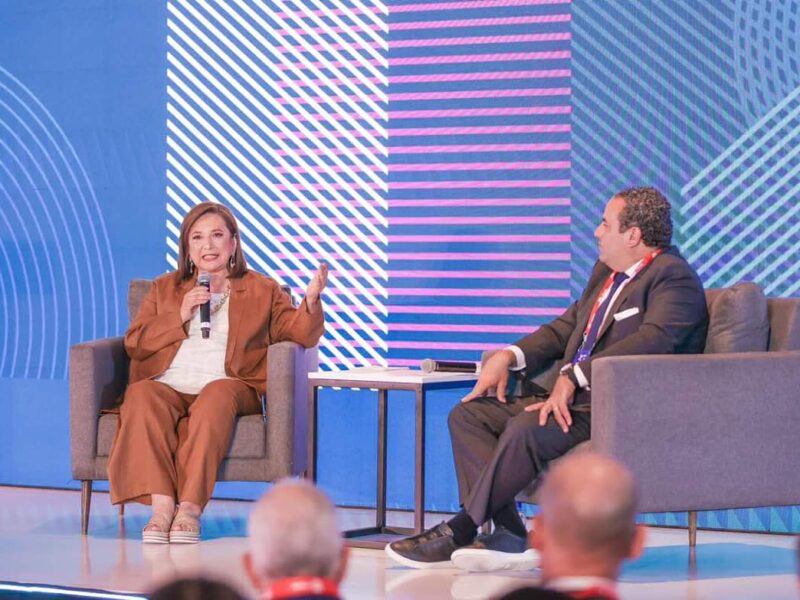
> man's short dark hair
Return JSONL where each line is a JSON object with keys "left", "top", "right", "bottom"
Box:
{"left": 615, "top": 187, "right": 672, "bottom": 249}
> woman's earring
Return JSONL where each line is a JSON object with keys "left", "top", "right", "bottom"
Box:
{"left": 188, "top": 258, "right": 195, "bottom": 274}
{"left": 229, "top": 255, "right": 236, "bottom": 269}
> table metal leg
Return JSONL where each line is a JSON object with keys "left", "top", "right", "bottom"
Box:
{"left": 307, "top": 385, "right": 319, "bottom": 482}
{"left": 414, "top": 387, "right": 426, "bottom": 533}
{"left": 376, "top": 388, "right": 388, "bottom": 530}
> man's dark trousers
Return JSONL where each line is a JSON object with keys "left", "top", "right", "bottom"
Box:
{"left": 448, "top": 396, "right": 591, "bottom": 526}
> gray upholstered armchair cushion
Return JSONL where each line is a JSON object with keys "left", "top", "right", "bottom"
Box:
{"left": 704, "top": 283, "right": 769, "bottom": 353}
{"left": 70, "top": 336, "right": 129, "bottom": 480}
{"left": 591, "top": 350, "right": 800, "bottom": 512}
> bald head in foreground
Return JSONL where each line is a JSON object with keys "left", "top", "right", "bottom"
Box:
{"left": 243, "top": 479, "right": 347, "bottom": 600}
{"left": 501, "top": 453, "right": 646, "bottom": 600}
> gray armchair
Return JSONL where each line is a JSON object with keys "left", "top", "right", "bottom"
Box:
{"left": 70, "top": 279, "right": 318, "bottom": 534}
{"left": 490, "top": 285, "right": 800, "bottom": 545}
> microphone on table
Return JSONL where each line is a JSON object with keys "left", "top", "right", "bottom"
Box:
{"left": 420, "top": 359, "right": 480, "bottom": 374}
{"left": 198, "top": 272, "right": 211, "bottom": 339}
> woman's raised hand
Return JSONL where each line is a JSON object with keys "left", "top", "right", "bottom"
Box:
{"left": 305, "top": 263, "right": 328, "bottom": 310}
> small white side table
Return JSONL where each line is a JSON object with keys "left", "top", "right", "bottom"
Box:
{"left": 307, "top": 367, "right": 478, "bottom": 549}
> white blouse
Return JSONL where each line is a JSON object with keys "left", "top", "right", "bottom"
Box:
{"left": 155, "top": 293, "right": 230, "bottom": 394}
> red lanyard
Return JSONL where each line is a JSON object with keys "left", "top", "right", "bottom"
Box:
{"left": 261, "top": 577, "right": 339, "bottom": 600}
{"left": 571, "top": 586, "right": 619, "bottom": 600}
{"left": 581, "top": 249, "right": 663, "bottom": 339}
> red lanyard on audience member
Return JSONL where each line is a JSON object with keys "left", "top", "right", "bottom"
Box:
{"left": 581, "top": 248, "right": 663, "bottom": 339}
{"left": 262, "top": 576, "right": 339, "bottom": 600}
{"left": 571, "top": 586, "right": 619, "bottom": 600}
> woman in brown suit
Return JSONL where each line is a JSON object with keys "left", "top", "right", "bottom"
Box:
{"left": 107, "top": 202, "right": 326, "bottom": 544}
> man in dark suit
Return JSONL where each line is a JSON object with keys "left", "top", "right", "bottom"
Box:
{"left": 385, "top": 187, "right": 708, "bottom": 569}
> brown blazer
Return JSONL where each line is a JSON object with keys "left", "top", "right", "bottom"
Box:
{"left": 125, "top": 270, "right": 325, "bottom": 396}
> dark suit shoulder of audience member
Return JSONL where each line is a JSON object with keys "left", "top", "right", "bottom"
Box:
{"left": 149, "top": 576, "right": 247, "bottom": 600}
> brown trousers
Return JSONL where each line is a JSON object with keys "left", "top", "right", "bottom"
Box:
{"left": 107, "top": 378, "right": 260, "bottom": 508}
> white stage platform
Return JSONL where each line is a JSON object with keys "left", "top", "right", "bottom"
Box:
{"left": 0, "top": 486, "right": 797, "bottom": 599}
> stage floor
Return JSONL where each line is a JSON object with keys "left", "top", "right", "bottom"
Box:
{"left": 0, "top": 486, "right": 797, "bottom": 599}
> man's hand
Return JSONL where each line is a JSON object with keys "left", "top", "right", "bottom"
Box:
{"left": 305, "top": 263, "right": 328, "bottom": 311}
{"left": 461, "top": 349, "right": 516, "bottom": 404}
{"left": 525, "top": 373, "right": 576, "bottom": 433}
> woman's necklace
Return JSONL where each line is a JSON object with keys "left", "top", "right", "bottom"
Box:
{"left": 210, "top": 283, "right": 231, "bottom": 315}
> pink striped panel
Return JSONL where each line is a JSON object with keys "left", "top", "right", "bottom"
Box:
{"left": 390, "top": 323, "right": 536, "bottom": 333}
{"left": 388, "top": 179, "right": 570, "bottom": 189}
{"left": 392, "top": 0, "right": 569, "bottom": 11}
{"left": 388, "top": 252, "right": 570, "bottom": 260}
{"left": 388, "top": 270, "right": 570, "bottom": 279}
{"left": 391, "top": 143, "right": 570, "bottom": 153}
{"left": 390, "top": 69, "right": 570, "bottom": 83}
{"left": 389, "top": 161, "right": 570, "bottom": 171}
{"left": 273, "top": 269, "right": 570, "bottom": 282}
{"left": 389, "top": 51, "right": 570, "bottom": 65}
{"left": 387, "top": 288, "right": 570, "bottom": 297}
{"left": 391, "top": 15, "right": 571, "bottom": 30}
{"left": 388, "top": 124, "right": 570, "bottom": 134}
{"left": 390, "top": 106, "right": 571, "bottom": 118}
{"left": 389, "top": 234, "right": 569, "bottom": 242}
{"left": 277, "top": 161, "right": 568, "bottom": 174}
{"left": 388, "top": 198, "right": 569, "bottom": 207}
{"left": 388, "top": 306, "right": 564, "bottom": 315}
{"left": 385, "top": 0, "right": 571, "bottom": 365}
{"left": 390, "top": 341, "right": 508, "bottom": 350}
{"left": 390, "top": 216, "right": 569, "bottom": 224}
{"left": 391, "top": 33, "right": 571, "bottom": 47}
{"left": 389, "top": 88, "right": 570, "bottom": 100}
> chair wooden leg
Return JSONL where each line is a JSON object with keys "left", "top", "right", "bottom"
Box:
{"left": 81, "top": 481, "right": 92, "bottom": 535}
{"left": 688, "top": 510, "right": 697, "bottom": 547}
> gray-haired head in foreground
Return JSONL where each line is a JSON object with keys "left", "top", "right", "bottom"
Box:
{"left": 248, "top": 479, "right": 343, "bottom": 580}
{"left": 539, "top": 453, "right": 639, "bottom": 559}
{"left": 615, "top": 186, "right": 672, "bottom": 249}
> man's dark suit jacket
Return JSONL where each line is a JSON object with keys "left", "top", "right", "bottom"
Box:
{"left": 514, "top": 246, "right": 708, "bottom": 406}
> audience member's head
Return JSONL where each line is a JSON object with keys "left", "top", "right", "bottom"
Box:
{"left": 149, "top": 577, "right": 246, "bottom": 600}
{"left": 243, "top": 479, "right": 347, "bottom": 595}
{"left": 530, "top": 452, "right": 645, "bottom": 583}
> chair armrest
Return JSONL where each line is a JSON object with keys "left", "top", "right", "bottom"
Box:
{"left": 266, "top": 341, "right": 319, "bottom": 478}
{"left": 69, "top": 336, "right": 128, "bottom": 479}
{"left": 591, "top": 351, "right": 800, "bottom": 512}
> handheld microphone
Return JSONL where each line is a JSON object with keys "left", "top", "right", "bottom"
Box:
{"left": 198, "top": 272, "right": 211, "bottom": 339}
{"left": 420, "top": 359, "right": 480, "bottom": 374}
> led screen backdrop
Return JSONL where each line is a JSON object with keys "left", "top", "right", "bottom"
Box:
{"left": 0, "top": 0, "right": 799, "bottom": 534}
